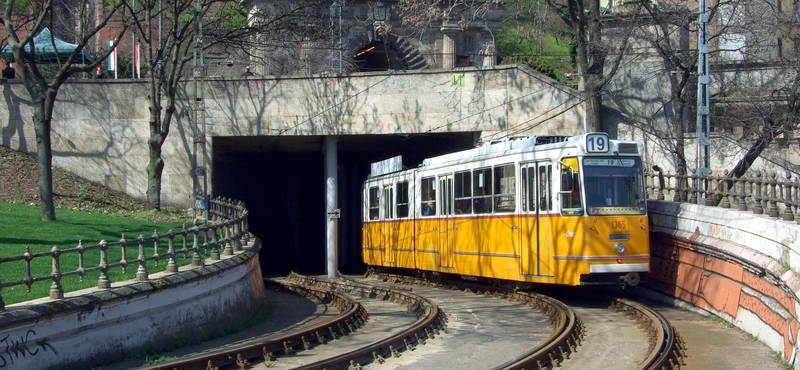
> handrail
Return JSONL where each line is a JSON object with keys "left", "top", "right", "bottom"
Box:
{"left": 0, "top": 197, "right": 250, "bottom": 311}
{"left": 645, "top": 168, "right": 797, "bottom": 223}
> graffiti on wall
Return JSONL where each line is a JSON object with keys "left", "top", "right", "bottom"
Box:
{"left": 0, "top": 330, "right": 54, "bottom": 367}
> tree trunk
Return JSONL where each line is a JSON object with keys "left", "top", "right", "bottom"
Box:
{"left": 146, "top": 134, "right": 164, "bottom": 211}
{"left": 145, "top": 73, "right": 163, "bottom": 211}
{"left": 33, "top": 89, "right": 56, "bottom": 221}
{"left": 729, "top": 135, "right": 772, "bottom": 179}
{"left": 584, "top": 82, "right": 603, "bottom": 132}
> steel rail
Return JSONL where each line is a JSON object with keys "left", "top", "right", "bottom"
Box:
{"left": 610, "top": 298, "right": 686, "bottom": 370}
{"left": 365, "top": 270, "right": 585, "bottom": 370}
{"left": 284, "top": 272, "right": 446, "bottom": 370}
{"left": 135, "top": 277, "right": 367, "bottom": 370}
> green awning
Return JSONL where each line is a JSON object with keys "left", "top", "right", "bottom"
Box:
{"left": 1, "top": 28, "right": 95, "bottom": 64}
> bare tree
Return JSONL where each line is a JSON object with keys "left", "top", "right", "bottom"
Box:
{"left": 396, "top": 0, "right": 502, "bottom": 34}
{"left": 706, "top": 0, "right": 800, "bottom": 179}
{"left": 542, "top": 0, "right": 635, "bottom": 132}
{"left": 611, "top": 0, "right": 799, "bottom": 180}
{"left": 605, "top": 3, "right": 698, "bottom": 178}
{"left": 2, "top": 0, "right": 129, "bottom": 221}
{"left": 131, "top": 0, "right": 336, "bottom": 210}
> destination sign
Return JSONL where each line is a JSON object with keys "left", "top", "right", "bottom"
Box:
{"left": 584, "top": 158, "right": 636, "bottom": 167}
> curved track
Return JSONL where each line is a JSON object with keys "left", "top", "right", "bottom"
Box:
{"left": 610, "top": 298, "right": 685, "bottom": 370}
{"left": 132, "top": 272, "right": 684, "bottom": 370}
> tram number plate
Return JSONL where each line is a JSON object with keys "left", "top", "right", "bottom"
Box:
{"left": 611, "top": 220, "right": 628, "bottom": 231}
{"left": 585, "top": 133, "right": 609, "bottom": 153}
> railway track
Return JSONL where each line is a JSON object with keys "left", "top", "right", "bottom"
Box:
{"left": 609, "top": 298, "right": 686, "bottom": 370}
{"left": 132, "top": 272, "right": 683, "bottom": 370}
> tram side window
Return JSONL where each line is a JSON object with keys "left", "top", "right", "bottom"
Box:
{"left": 368, "top": 186, "right": 380, "bottom": 220}
{"left": 421, "top": 177, "right": 436, "bottom": 216}
{"left": 560, "top": 163, "right": 583, "bottom": 215}
{"left": 493, "top": 164, "right": 515, "bottom": 212}
{"left": 454, "top": 171, "right": 472, "bottom": 214}
{"left": 396, "top": 181, "right": 409, "bottom": 218}
{"left": 473, "top": 167, "right": 492, "bottom": 214}
{"left": 540, "top": 165, "right": 551, "bottom": 211}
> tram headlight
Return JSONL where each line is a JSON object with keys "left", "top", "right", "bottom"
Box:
{"left": 614, "top": 242, "right": 626, "bottom": 254}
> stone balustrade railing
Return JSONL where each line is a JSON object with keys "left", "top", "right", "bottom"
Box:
{"left": 0, "top": 196, "right": 250, "bottom": 311}
{"left": 646, "top": 168, "right": 798, "bottom": 223}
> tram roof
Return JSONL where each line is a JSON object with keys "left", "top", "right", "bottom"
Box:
{"left": 368, "top": 133, "right": 641, "bottom": 178}
{"left": 420, "top": 134, "right": 578, "bottom": 168}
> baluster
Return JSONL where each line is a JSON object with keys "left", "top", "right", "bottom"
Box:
{"left": 720, "top": 170, "right": 731, "bottom": 208}
{"left": 23, "top": 246, "right": 32, "bottom": 292}
{"left": 152, "top": 230, "right": 161, "bottom": 267}
{"left": 223, "top": 222, "right": 234, "bottom": 256}
{"left": 784, "top": 173, "right": 795, "bottom": 221}
{"left": 119, "top": 235, "right": 127, "bottom": 274}
{"left": 792, "top": 181, "right": 800, "bottom": 225}
{"left": 769, "top": 171, "right": 780, "bottom": 218}
{"left": 224, "top": 197, "right": 231, "bottom": 220}
{"left": 77, "top": 240, "right": 86, "bottom": 282}
{"left": 136, "top": 235, "right": 148, "bottom": 281}
{"left": 202, "top": 224, "right": 209, "bottom": 253}
{"left": 181, "top": 224, "right": 189, "bottom": 258}
{"left": 795, "top": 179, "right": 800, "bottom": 225}
{"left": 239, "top": 201, "right": 250, "bottom": 246}
{"left": 753, "top": 171, "right": 764, "bottom": 214}
{"left": 705, "top": 171, "right": 715, "bottom": 206}
{"left": 210, "top": 225, "right": 221, "bottom": 260}
{"left": 736, "top": 175, "right": 747, "bottom": 212}
{"left": 50, "top": 246, "right": 63, "bottom": 299}
{"left": 98, "top": 240, "right": 111, "bottom": 289}
{"left": 667, "top": 172, "right": 676, "bottom": 202}
{"left": 233, "top": 220, "right": 243, "bottom": 252}
{"left": 688, "top": 173, "right": 698, "bottom": 204}
{"left": 191, "top": 225, "right": 203, "bottom": 267}
{"left": 167, "top": 230, "right": 178, "bottom": 273}
{"left": 243, "top": 211, "right": 250, "bottom": 242}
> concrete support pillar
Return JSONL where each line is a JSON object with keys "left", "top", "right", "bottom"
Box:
{"left": 441, "top": 24, "right": 459, "bottom": 69}
{"left": 324, "top": 136, "right": 338, "bottom": 278}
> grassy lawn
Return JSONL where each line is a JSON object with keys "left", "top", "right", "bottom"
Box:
{"left": 0, "top": 202, "right": 202, "bottom": 305}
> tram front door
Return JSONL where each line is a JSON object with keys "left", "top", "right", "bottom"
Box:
{"left": 519, "top": 162, "right": 553, "bottom": 277}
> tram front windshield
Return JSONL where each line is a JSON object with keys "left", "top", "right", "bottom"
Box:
{"left": 582, "top": 157, "right": 646, "bottom": 215}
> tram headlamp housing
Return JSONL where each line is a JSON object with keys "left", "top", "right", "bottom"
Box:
{"left": 614, "top": 242, "right": 626, "bottom": 254}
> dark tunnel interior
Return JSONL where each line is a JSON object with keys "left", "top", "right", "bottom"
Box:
{"left": 212, "top": 133, "right": 477, "bottom": 278}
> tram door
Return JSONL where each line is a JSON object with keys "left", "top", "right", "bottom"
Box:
{"left": 438, "top": 175, "right": 455, "bottom": 269}
{"left": 382, "top": 185, "right": 397, "bottom": 266}
{"left": 519, "top": 162, "right": 553, "bottom": 276}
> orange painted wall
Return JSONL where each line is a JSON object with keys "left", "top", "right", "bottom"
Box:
{"left": 648, "top": 233, "right": 799, "bottom": 360}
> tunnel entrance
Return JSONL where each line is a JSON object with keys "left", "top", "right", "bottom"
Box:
{"left": 212, "top": 133, "right": 477, "bottom": 278}
{"left": 354, "top": 41, "right": 403, "bottom": 72}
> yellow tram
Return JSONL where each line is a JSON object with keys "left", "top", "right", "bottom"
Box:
{"left": 362, "top": 133, "right": 649, "bottom": 287}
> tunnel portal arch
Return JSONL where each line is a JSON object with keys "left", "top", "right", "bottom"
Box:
{"left": 350, "top": 32, "right": 429, "bottom": 72}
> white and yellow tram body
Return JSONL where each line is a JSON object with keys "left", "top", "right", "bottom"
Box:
{"left": 362, "top": 133, "right": 649, "bottom": 287}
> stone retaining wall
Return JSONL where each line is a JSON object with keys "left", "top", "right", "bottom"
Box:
{"left": 648, "top": 200, "right": 800, "bottom": 365}
{"left": 0, "top": 239, "right": 264, "bottom": 370}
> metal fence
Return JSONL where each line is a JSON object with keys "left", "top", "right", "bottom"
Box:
{"left": 646, "top": 168, "right": 798, "bottom": 223}
{"left": 0, "top": 197, "right": 250, "bottom": 311}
